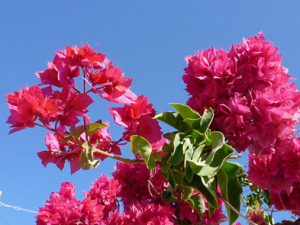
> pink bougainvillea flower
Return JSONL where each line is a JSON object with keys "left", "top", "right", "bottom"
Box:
{"left": 52, "top": 86, "right": 94, "bottom": 126}
{"left": 248, "top": 138, "right": 300, "bottom": 195}
{"left": 112, "top": 162, "right": 166, "bottom": 210}
{"left": 109, "top": 95, "right": 162, "bottom": 143}
{"left": 215, "top": 93, "right": 254, "bottom": 152}
{"left": 6, "top": 85, "right": 64, "bottom": 134}
{"left": 111, "top": 203, "right": 174, "bottom": 225}
{"left": 183, "top": 32, "right": 300, "bottom": 157}
{"left": 270, "top": 182, "right": 300, "bottom": 216}
{"left": 85, "top": 175, "right": 119, "bottom": 220}
{"left": 183, "top": 47, "right": 235, "bottom": 114}
{"left": 246, "top": 206, "right": 268, "bottom": 225}
{"left": 56, "top": 44, "right": 109, "bottom": 69}
{"left": 87, "top": 62, "right": 136, "bottom": 104}
{"left": 36, "top": 182, "right": 104, "bottom": 225}
{"left": 36, "top": 58, "right": 80, "bottom": 88}
{"left": 37, "top": 126, "right": 82, "bottom": 174}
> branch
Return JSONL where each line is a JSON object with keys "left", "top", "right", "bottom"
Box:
{"left": 217, "top": 193, "right": 258, "bottom": 225}
{"left": 229, "top": 154, "right": 242, "bottom": 159}
{"left": 93, "top": 149, "right": 145, "bottom": 164}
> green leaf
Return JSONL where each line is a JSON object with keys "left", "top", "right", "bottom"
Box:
{"left": 86, "top": 122, "right": 109, "bottom": 137}
{"left": 77, "top": 141, "right": 100, "bottom": 170}
{"left": 205, "top": 129, "right": 212, "bottom": 146}
{"left": 69, "top": 125, "right": 85, "bottom": 137}
{"left": 184, "top": 146, "right": 194, "bottom": 183}
{"left": 161, "top": 152, "right": 172, "bottom": 173}
{"left": 154, "top": 151, "right": 162, "bottom": 161}
{"left": 262, "top": 189, "right": 271, "bottom": 206}
{"left": 161, "top": 190, "right": 177, "bottom": 203}
{"left": 198, "top": 108, "right": 214, "bottom": 133}
{"left": 168, "top": 133, "right": 187, "bottom": 165}
{"left": 186, "top": 199, "right": 195, "bottom": 213}
{"left": 172, "top": 170, "right": 185, "bottom": 186}
{"left": 190, "top": 143, "right": 234, "bottom": 178}
{"left": 191, "top": 194, "right": 206, "bottom": 218}
{"left": 192, "top": 144, "right": 205, "bottom": 162}
{"left": 183, "top": 187, "right": 194, "bottom": 200}
{"left": 182, "top": 175, "right": 219, "bottom": 209}
{"left": 219, "top": 161, "right": 243, "bottom": 224}
{"left": 205, "top": 131, "right": 225, "bottom": 165}
{"left": 217, "top": 168, "right": 228, "bottom": 201}
{"left": 130, "top": 135, "right": 155, "bottom": 169}
{"left": 170, "top": 103, "right": 200, "bottom": 120}
{"left": 190, "top": 130, "right": 206, "bottom": 146}
{"left": 168, "top": 175, "right": 176, "bottom": 191}
{"left": 162, "top": 141, "right": 174, "bottom": 153}
{"left": 209, "top": 204, "right": 215, "bottom": 217}
{"left": 161, "top": 170, "right": 169, "bottom": 180}
{"left": 184, "top": 118, "right": 201, "bottom": 130}
{"left": 163, "top": 132, "right": 177, "bottom": 141}
{"left": 154, "top": 111, "right": 189, "bottom": 132}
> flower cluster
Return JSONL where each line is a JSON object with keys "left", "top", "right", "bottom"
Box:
{"left": 183, "top": 32, "right": 300, "bottom": 214}
{"left": 6, "top": 44, "right": 163, "bottom": 174}
{"left": 183, "top": 32, "right": 300, "bottom": 155}
{"left": 36, "top": 182, "right": 104, "bottom": 224}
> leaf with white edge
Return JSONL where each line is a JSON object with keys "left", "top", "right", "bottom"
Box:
{"left": 161, "top": 170, "right": 169, "bottom": 180}
{"left": 205, "top": 131, "right": 224, "bottom": 165}
{"left": 167, "top": 133, "right": 187, "bottom": 165}
{"left": 190, "top": 130, "right": 206, "bottom": 146}
{"left": 183, "top": 187, "right": 194, "bottom": 200}
{"left": 184, "top": 118, "right": 201, "bottom": 130}
{"left": 198, "top": 108, "right": 214, "bottom": 133}
{"left": 170, "top": 103, "right": 200, "bottom": 120}
{"left": 154, "top": 111, "right": 189, "bottom": 132}
{"left": 186, "top": 199, "right": 195, "bottom": 213}
{"left": 77, "top": 141, "right": 100, "bottom": 170}
{"left": 192, "top": 145, "right": 205, "bottom": 162}
{"left": 191, "top": 194, "right": 206, "bottom": 219}
{"left": 161, "top": 190, "right": 177, "bottom": 203}
{"left": 162, "top": 152, "right": 172, "bottom": 173}
{"left": 220, "top": 161, "right": 243, "bottom": 224}
{"left": 168, "top": 176, "right": 176, "bottom": 191}
{"left": 191, "top": 144, "right": 234, "bottom": 178}
{"left": 162, "top": 141, "right": 174, "bottom": 153}
{"left": 154, "top": 151, "right": 162, "bottom": 161}
{"left": 163, "top": 132, "right": 177, "bottom": 141}
{"left": 209, "top": 204, "right": 215, "bottom": 217}
{"left": 130, "top": 135, "right": 155, "bottom": 169}
{"left": 205, "top": 129, "right": 212, "bottom": 146}
{"left": 182, "top": 175, "right": 219, "bottom": 209}
{"left": 200, "top": 176, "right": 219, "bottom": 209}
{"left": 217, "top": 168, "right": 228, "bottom": 201}
{"left": 184, "top": 146, "right": 194, "bottom": 182}
{"left": 172, "top": 170, "right": 185, "bottom": 186}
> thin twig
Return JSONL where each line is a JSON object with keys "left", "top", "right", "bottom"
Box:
{"left": 217, "top": 193, "right": 258, "bottom": 225}
{"left": 229, "top": 154, "right": 242, "bottom": 159}
{"left": 93, "top": 149, "right": 145, "bottom": 164}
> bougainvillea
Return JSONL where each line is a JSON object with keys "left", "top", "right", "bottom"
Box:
{"left": 6, "top": 33, "right": 300, "bottom": 225}
{"left": 183, "top": 32, "right": 300, "bottom": 221}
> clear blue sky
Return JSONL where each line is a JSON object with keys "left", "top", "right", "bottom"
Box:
{"left": 1, "top": 1, "right": 300, "bottom": 224}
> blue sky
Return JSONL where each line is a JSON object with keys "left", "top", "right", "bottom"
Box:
{"left": 1, "top": 1, "right": 300, "bottom": 224}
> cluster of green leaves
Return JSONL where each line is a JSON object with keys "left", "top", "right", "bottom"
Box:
{"left": 129, "top": 104, "right": 243, "bottom": 224}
